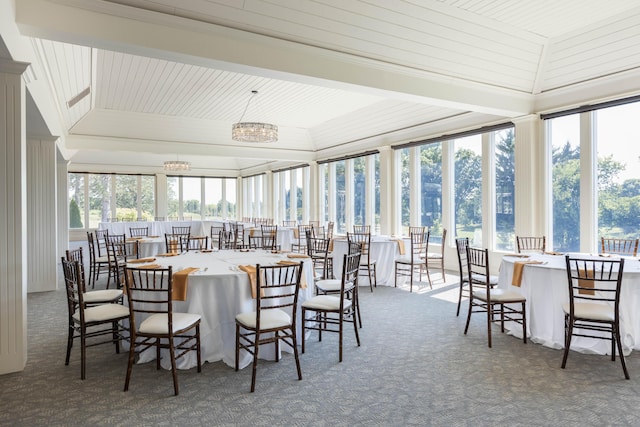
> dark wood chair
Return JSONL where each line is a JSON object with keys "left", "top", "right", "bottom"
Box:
{"left": 164, "top": 233, "right": 187, "bottom": 254}
{"left": 172, "top": 225, "right": 191, "bottom": 235}
{"left": 347, "top": 231, "right": 377, "bottom": 292}
{"left": 282, "top": 220, "right": 297, "bottom": 227}
{"left": 292, "top": 224, "right": 313, "bottom": 253}
{"left": 516, "top": 236, "right": 546, "bottom": 253}
{"left": 183, "top": 236, "right": 208, "bottom": 252}
{"left": 353, "top": 224, "right": 370, "bottom": 233}
{"left": 65, "top": 247, "right": 123, "bottom": 305}
{"left": 124, "top": 266, "right": 202, "bottom": 395}
{"left": 463, "top": 247, "right": 527, "bottom": 348}
{"left": 306, "top": 230, "right": 331, "bottom": 280}
{"left": 86, "top": 232, "right": 110, "bottom": 288}
{"left": 235, "top": 263, "right": 303, "bottom": 392}
{"left": 562, "top": 255, "right": 629, "bottom": 379}
{"left": 129, "top": 226, "right": 149, "bottom": 237}
{"left": 424, "top": 228, "right": 447, "bottom": 286}
{"left": 394, "top": 230, "right": 429, "bottom": 293}
{"left": 61, "top": 258, "right": 129, "bottom": 380}
{"left": 250, "top": 225, "right": 278, "bottom": 250}
{"left": 95, "top": 229, "right": 109, "bottom": 258}
{"left": 106, "top": 234, "right": 129, "bottom": 289}
{"left": 210, "top": 225, "right": 225, "bottom": 249}
{"left": 302, "top": 251, "right": 361, "bottom": 362}
{"left": 454, "top": 238, "right": 498, "bottom": 317}
{"left": 601, "top": 237, "right": 638, "bottom": 257}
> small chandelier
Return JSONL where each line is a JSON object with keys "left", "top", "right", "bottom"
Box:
{"left": 232, "top": 90, "right": 278, "bottom": 143}
{"left": 163, "top": 160, "right": 191, "bottom": 171}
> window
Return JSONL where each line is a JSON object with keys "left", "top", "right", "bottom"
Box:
{"left": 420, "top": 143, "right": 442, "bottom": 231}
{"left": 115, "top": 175, "right": 138, "bottom": 221}
{"left": 335, "top": 160, "right": 346, "bottom": 234}
{"left": 454, "top": 135, "right": 482, "bottom": 246}
{"left": 494, "top": 129, "right": 515, "bottom": 251}
{"left": 68, "top": 173, "right": 85, "bottom": 229}
{"left": 204, "top": 178, "right": 222, "bottom": 219}
{"left": 596, "top": 102, "right": 640, "bottom": 241}
{"left": 88, "top": 174, "right": 112, "bottom": 227}
{"left": 225, "top": 178, "right": 236, "bottom": 218}
{"left": 399, "top": 148, "right": 411, "bottom": 234}
{"left": 353, "top": 157, "right": 366, "bottom": 225}
{"left": 550, "top": 114, "right": 580, "bottom": 252}
{"left": 167, "top": 176, "right": 179, "bottom": 219}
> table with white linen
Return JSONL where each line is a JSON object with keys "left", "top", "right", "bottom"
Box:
{"left": 497, "top": 253, "right": 640, "bottom": 355}
{"left": 244, "top": 227, "right": 295, "bottom": 252}
{"left": 99, "top": 220, "right": 206, "bottom": 237}
{"left": 128, "top": 237, "right": 166, "bottom": 258}
{"left": 331, "top": 235, "right": 406, "bottom": 287}
{"left": 128, "top": 250, "right": 314, "bottom": 370}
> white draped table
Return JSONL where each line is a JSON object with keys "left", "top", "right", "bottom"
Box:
{"left": 497, "top": 253, "right": 640, "bottom": 355}
{"left": 126, "top": 250, "right": 314, "bottom": 370}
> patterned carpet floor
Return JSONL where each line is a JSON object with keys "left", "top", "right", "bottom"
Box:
{"left": 1, "top": 266, "right": 640, "bottom": 426}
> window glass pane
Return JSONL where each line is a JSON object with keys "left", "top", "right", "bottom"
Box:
{"left": 335, "top": 160, "right": 346, "bottom": 234}
{"left": 283, "top": 170, "right": 291, "bottom": 220}
{"left": 596, "top": 103, "right": 640, "bottom": 241}
{"left": 494, "top": 129, "right": 515, "bottom": 251}
{"left": 322, "top": 164, "right": 329, "bottom": 223}
{"left": 87, "top": 174, "right": 112, "bottom": 228}
{"left": 454, "top": 135, "right": 482, "bottom": 246}
{"left": 551, "top": 115, "right": 580, "bottom": 252}
{"left": 225, "top": 178, "right": 236, "bottom": 218}
{"left": 167, "top": 177, "right": 179, "bottom": 219}
{"left": 182, "top": 177, "right": 202, "bottom": 220}
{"left": 68, "top": 173, "right": 85, "bottom": 229}
{"left": 140, "top": 176, "right": 155, "bottom": 220}
{"left": 353, "top": 157, "right": 366, "bottom": 226}
{"left": 399, "top": 148, "right": 410, "bottom": 235}
{"left": 204, "top": 178, "right": 222, "bottom": 219}
{"left": 374, "top": 154, "right": 380, "bottom": 234}
{"left": 420, "top": 143, "right": 442, "bottom": 236}
{"left": 115, "top": 175, "right": 138, "bottom": 221}
{"left": 295, "top": 168, "right": 303, "bottom": 222}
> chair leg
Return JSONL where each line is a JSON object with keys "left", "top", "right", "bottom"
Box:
{"left": 80, "top": 327, "right": 87, "bottom": 380}
{"left": 250, "top": 333, "right": 260, "bottom": 392}
{"left": 487, "top": 304, "right": 493, "bottom": 348}
{"left": 463, "top": 300, "right": 473, "bottom": 335}
{"left": 196, "top": 325, "right": 202, "bottom": 373}
{"left": 368, "top": 265, "right": 374, "bottom": 292}
{"left": 353, "top": 307, "right": 360, "bottom": 346}
{"left": 456, "top": 280, "right": 464, "bottom": 317}
{"left": 235, "top": 324, "right": 240, "bottom": 371}
{"left": 338, "top": 313, "right": 343, "bottom": 362}
{"left": 65, "top": 322, "right": 74, "bottom": 366}
{"left": 291, "top": 328, "right": 302, "bottom": 381}
{"left": 394, "top": 263, "right": 398, "bottom": 288}
{"left": 425, "top": 265, "right": 433, "bottom": 289}
{"left": 301, "top": 309, "right": 307, "bottom": 354}
{"left": 441, "top": 260, "right": 446, "bottom": 282}
{"left": 522, "top": 302, "right": 527, "bottom": 344}
{"left": 169, "top": 339, "right": 179, "bottom": 396}
{"left": 615, "top": 324, "right": 630, "bottom": 379}
{"left": 561, "top": 318, "right": 572, "bottom": 369}
{"left": 124, "top": 335, "right": 136, "bottom": 392}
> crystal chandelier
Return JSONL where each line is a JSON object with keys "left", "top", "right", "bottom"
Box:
{"left": 163, "top": 160, "right": 191, "bottom": 171}
{"left": 232, "top": 90, "right": 278, "bottom": 143}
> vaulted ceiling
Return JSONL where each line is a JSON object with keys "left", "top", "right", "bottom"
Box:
{"left": 5, "top": 0, "right": 640, "bottom": 176}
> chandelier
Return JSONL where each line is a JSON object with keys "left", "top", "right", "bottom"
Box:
{"left": 232, "top": 90, "right": 278, "bottom": 143}
{"left": 163, "top": 160, "right": 191, "bottom": 171}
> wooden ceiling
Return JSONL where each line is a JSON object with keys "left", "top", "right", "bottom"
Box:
{"left": 10, "top": 0, "right": 640, "bottom": 175}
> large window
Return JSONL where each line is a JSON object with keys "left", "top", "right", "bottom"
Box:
{"left": 596, "top": 103, "right": 640, "bottom": 241}
{"left": 335, "top": 160, "right": 346, "bottom": 233}
{"left": 399, "top": 148, "right": 411, "bottom": 233}
{"left": 420, "top": 143, "right": 442, "bottom": 232}
{"left": 454, "top": 135, "right": 483, "bottom": 246}
{"left": 69, "top": 173, "right": 155, "bottom": 228}
{"left": 169, "top": 176, "right": 237, "bottom": 220}
{"left": 494, "top": 129, "right": 515, "bottom": 251}
{"left": 353, "top": 157, "right": 366, "bottom": 225}
{"left": 204, "top": 178, "right": 222, "bottom": 218}
{"left": 550, "top": 115, "right": 580, "bottom": 252}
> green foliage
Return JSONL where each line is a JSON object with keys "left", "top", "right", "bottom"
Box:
{"left": 69, "top": 199, "right": 83, "bottom": 228}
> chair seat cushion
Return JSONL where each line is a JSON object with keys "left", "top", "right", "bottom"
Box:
{"left": 236, "top": 309, "right": 291, "bottom": 330}
{"left": 96, "top": 255, "right": 109, "bottom": 263}
{"left": 473, "top": 289, "right": 525, "bottom": 303}
{"left": 422, "top": 252, "right": 443, "bottom": 260}
{"left": 302, "top": 295, "right": 351, "bottom": 311}
{"left": 83, "top": 289, "right": 123, "bottom": 304}
{"left": 471, "top": 273, "right": 499, "bottom": 285}
{"left": 75, "top": 303, "right": 129, "bottom": 323}
{"left": 316, "top": 279, "right": 353, "bottom": 293}
{"left": 139, "top": 312, "right": 201, "bottom": 334}
{"left": 562, "top": 302, "right": 615, "bottom": 322}
{"left": 395, "top": 255, "right": 421, "bottom": 264}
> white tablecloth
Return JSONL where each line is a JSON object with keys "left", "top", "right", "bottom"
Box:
{"left": 497, "top": 253, "right": 640, "bottom": 355}
{"left": 331, "top": 236, "right": 406, "bottom": 286}
{"left": 244, "top": 227, "right": 295, "bottom": 252}
{"left": 99, "top": 220, "right": 207, "bottom": 238}
{"left": 127, "top": 250, "right": 314, "bottom": 370}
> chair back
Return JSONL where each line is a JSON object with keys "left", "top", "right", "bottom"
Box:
{"left": 234, "top": 223, "right": 246, "bottom": 246}
{"left": 408, "top": 226, "right": 426, "bottom": 236}
{"left": 409, "top": 231, "right": 429, "bottom": 262}
{"left": 210, "top": 225, "right": 225, "bottom": 247}
{"left": 95, "top": 229, "right": 109, "bottom": 257}
{"left": 165, "top": 233, "right": 185, "bottom": 253}
{"left": 66, "top": 247, "right": 84, "bottom": 264}
{"left": 327, "top": 222, "right": 334, "bottom": 240}
{"left": 601, "top": 237, "right": 638, "bottom": 257}
{"left": 107, "top": 234, "right": 129, "bottom": 285}
{"left": 124, "top": 266, "right": 174, "bottom": 334}
{"left": 218, "top": 229, "right": 236, "bottom": 250}
{"left": 466, "top": 247, "right": 491, "bottom": 300}
{"left": 61, "top": 258, "right": 86, "bottom": 321}
{"left": 298, "top": 224, "right": 314, "bottom": 241}
{"left": 282, "top": 220, "right": 297, "bottom": 227}
{"left": 516, "top": 236, "right": 546, "bottom": 253}
{"left": 172, "top": 226, "right": 191, "bottom": 235}
{"left": 308, "top": 220, "right": 320, "bottom": 228}
{"left": 306, "top": 230, "right": 330, "bottom": 259}
{"left": 353, "top": 225, "right": 370, "bottom": 234}
{"left": 565, "top": 256, "right": 624, "bottom": 315}
{"left": 129, "top": 227, "right": 149, "bottom": 237}
{"left": 260, "top": 225, "right": 278, "bottom": 250}
{"left": 341, "top": 251, "right": 362, "bottom": 297}
{"left": 347, "top": 232, "right": 371, "bottom": 262}
{"left": 87, "top": 231, "right": 98, "bottom": 263}
{"left": 184, "top": 236, "right": 208, "bottom": 252}
{"left": 455, "top": 237, "right": 470, "bottom": 283}
{"left": 254, "top": 263, "right": 303, "bottom": 329}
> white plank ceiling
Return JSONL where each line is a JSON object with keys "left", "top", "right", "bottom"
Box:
{"left": 14, "top": 0, "right": 640, "bottom": 175}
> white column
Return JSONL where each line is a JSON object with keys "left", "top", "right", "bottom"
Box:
{"left": 365, "top": 156, "right": 375, "bottom": 231}
{"left": 264, "top": 171, "right": 273, "bottom": 221}
{"left": 513, "top": 115, "right": 545, "bottom": 238}
{"left": 328, "top": 163, "right": 336, "bottom": 226}
{"left": 308, "top": 162, "right": 319, "bottom": 223}
{"left": 56, "top": 155, "right": 69, "bottom": 260}
{"left": 481, "top": 133, "right": 495, "bottom": 250}
{"left": 441, "top": 141, "right": 454, "bottom": 244}
{"left": 409, "top": 147, "right": 421, "bottom": 227}
{"left": 235, "top": 176, "right": 243, "bottom": 220}
{"left": 302, "top": 166, "right": 310, "bottom": 223}
{"left": 580, "top": 111, "right": 597, "bottom": 253}
{"left": 345, "top": 159, "right": 354, "bottom": 232}
{"left": 0, "top": 58, "right": 29, "bottom": 374}
{"left": 26, "top": 138, "right": 58, "bottom": 293}
{"left": 289, "top": 170, "right": 297, "bottom": 222}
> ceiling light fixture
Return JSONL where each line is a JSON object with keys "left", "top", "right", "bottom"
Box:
{"left": 163, "top": 159, "right": 191, "bottom": 172}
{"left": 232, "top": 90, "right": 278, "bottom": 143}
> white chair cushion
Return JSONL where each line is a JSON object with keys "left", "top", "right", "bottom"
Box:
{"left": 316, "top": 279, "right": 353, "bottom": 293}
{"left": 395, "top": 255, "right": 420, "bottom": 264}
{"left": 562, "top": 302, "right": 615, "bottom": 322}
{"left": 96, "top": 255, "right": 109, "bottom": 263}
{"left": 302, "top": 295, "right": 351, "bottom": 311}
{"left": 422, "top": 252, "right": 443, "bottom": 259}
{"left": 139, "top": 312, "right": 201, "bottom": 334}
{"left": 83, "top": 289, "right": 123, "bottom": 304}
{"left": 471, "top": 273, "right": 499, "bottom": 285}
{"left": 235, "top": 309, "right": 291, "bottom": 330}
{"left": 473, "top": 289, "right": 525, "bottom": 303}
{"left": 75, "top": 303, "right": 129, "bottom": 323}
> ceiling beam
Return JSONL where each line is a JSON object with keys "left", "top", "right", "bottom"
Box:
{"left": 15, "top": 0, "right": 533, "bottom": 117}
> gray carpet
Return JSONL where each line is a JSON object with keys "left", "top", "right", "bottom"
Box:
{"left": 1, "top": 263, "right": 640, "bottom": 426}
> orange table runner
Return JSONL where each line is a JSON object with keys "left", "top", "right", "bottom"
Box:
{"left": 172, "top": 267, "right": 199, "bottom": 301}
{"left": 578, "top": 269, "right": 595, "bottom": 295}
{"left": 390, "top": 239, "right": 406, "bottom": 255}
{"left": 238, "top": 265, "right": 261, "bottom": 298}
{"left": 277, "top": 260, "right": 307, "bottom": 289}
{"left": 511, "top": 260, "right": 544, "bottom": 286}
{"left": 127, "top": 257, "right": 156, "bottom": 264}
